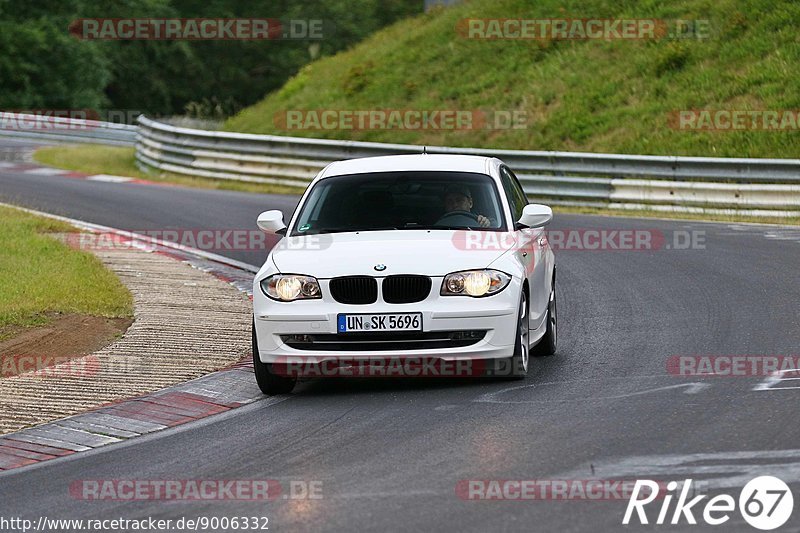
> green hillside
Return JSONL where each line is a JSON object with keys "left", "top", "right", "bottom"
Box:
{"left": 225, "top": 0, "right": 800, "bottom": 158}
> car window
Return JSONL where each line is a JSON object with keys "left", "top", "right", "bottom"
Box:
{"left": 291, "top": 171, "right": 507, "bottom": 235}
{"left": 500, "top": 166, "right": 528, "bottom": 221}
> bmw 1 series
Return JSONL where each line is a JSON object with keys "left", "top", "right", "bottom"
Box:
{"left": 252, "top": 154, "right": 556, "bottom": 394}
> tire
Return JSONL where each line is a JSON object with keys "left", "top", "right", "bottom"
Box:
{"left": 252, "top": 318, "right": 296, "bottom": 395}
{"left": 532, "top": 278, "right": 557, "bottom": 357}
{"left": 502, "top": 292, "right": 530, "bottom": 379}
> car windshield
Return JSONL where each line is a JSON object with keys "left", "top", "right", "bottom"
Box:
{"left": 290, "top": 171, "right": 506, "bottom": 236}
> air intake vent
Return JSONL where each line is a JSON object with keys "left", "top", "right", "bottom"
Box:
{"left": 329, "top": 276, "right": 378, "bottom": 304}
{"left": 382, "top": 275, "right": 432, "bottom": 304}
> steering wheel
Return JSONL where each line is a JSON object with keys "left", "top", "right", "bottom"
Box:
{"left": 436, "top": 210, "right": 480, "bottom": 226}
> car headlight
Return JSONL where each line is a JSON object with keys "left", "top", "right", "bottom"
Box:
{"left": 440, "top": 269, "right": 510, "bottom": 297}
{"left": 261, "top": 274, "right": 321, "bottom": 301}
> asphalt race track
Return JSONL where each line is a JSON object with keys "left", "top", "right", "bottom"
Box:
{"left": 2, "top": 139, "right": 800, "bottom": 531}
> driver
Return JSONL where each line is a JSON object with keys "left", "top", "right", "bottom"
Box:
{"left": 439, "top": 185, "right": 491, "bottom": 227}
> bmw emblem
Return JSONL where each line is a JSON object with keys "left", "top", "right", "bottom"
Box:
{"left": 374, "top": 264, "right": 387, "bottom": 271}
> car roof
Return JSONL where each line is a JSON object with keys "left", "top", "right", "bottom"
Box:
{"left": 317, "top": 154, "right": 495, "bottom": 179}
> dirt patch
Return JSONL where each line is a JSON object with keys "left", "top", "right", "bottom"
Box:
{"left": 0, "top": 313, "right": 132, "bottom": 377}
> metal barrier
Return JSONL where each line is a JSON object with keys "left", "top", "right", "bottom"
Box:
{"left": 135, "top": 116, "right": 800, "bottom": 215}
{"left": 0, "top": 113, "right": 137, "bottom": 146}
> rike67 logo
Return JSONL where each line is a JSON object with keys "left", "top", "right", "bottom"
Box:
{"left": 624, "top": 476, "right": 794, "bottom": 530}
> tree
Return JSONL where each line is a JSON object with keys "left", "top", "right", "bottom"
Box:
{"left": 0, "top": 0, "right": 420, "bottom": 117}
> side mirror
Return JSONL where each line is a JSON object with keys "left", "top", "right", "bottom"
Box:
{"left": 257, "top": 210, "right": 287, "bottom": 234}
{"left": 517, "top": 204, "right": 552, "bottom": 229}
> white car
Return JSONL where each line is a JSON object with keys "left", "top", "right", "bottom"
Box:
{"left": 252, "top": 154, "right": 557, "bottom": 394}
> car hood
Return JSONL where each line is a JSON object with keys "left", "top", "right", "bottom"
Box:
{"left": 270, "top": 230, "right": 513, "bottom": 278}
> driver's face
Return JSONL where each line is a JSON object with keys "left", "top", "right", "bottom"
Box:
{"left": 444, "top": 192, "right": 472, "bottom": 212}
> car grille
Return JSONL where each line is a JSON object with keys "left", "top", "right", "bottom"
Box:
{"left": 382, "top": 275, "right": 432, "bottom": 304}
{"left": 281, "top": 330, "right": 486, "bottom": 351}
{"left": 329, "top": 276, "right": 378, "bottom": 305}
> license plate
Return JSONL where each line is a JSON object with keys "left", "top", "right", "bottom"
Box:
{"left": 337, "top": 313, "right": 422, "bottom": 333}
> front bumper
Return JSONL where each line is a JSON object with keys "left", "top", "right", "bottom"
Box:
{"left": 253, "top": 276, "right": 521, "bottom": 364}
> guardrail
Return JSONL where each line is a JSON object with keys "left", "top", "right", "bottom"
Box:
{"left": 136, "top": 116, "right": 800, "bottom": 216}
{"left": 0, "top": 113, "right": 137, "bottom": 146}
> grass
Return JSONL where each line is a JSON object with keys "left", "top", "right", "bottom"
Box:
{"left": 0, "top": 205, "right": 133, "bottom": 339}
{"left": 225, "top": 0, "right": 800, "bottom": 159}
{"left": 33, "top": 145, "right": 307, "bottom": 196}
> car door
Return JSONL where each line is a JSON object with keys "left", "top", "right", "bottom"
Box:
{"left": 500, "top": 166, "right": 548, "bottom": 328}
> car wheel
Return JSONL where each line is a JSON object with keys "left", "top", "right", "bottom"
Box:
{"left": 504, "top": 292, "right": 530, "bottom": 379}
{"left": 532, "top": 278, "right": 557, "bottom": 357}
{"left": 252, "top": 318, "right": 296, "bottom": 395}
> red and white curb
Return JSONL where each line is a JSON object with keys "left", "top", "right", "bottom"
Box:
{"left": 0, "top": 152, "right": 157, "bottom": 186}
{"left": 0, "top": 205, "right": 267, "bottom": 472}
{"left": 0, "top": 362, "right": 271, "bottom": 470}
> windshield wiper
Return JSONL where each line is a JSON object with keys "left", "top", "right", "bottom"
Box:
{"left": 405, "top": 224, "right": 477, "bottom": 231}
{"left": 311, "top": 227, "right": 350, "bottom": 235}
{"left": 309, "top": 226, "right": 399, "bottom": 234}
